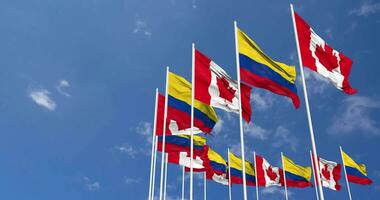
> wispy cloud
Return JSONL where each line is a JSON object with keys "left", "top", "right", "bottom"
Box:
{"left": 29, "top": 88, "right": 56, "bottom": 111}
{"left": 83, "top": 176, "right": 100, "bottom": 191}
{"left": 328, "top": 96, "right": 380, "bottom": 135}
{"left": 272, "top": 126, "right": 298, "bottom": 152}
{"left": 244, "top": 122, "right": 269, "bottom": 140}
{"left": 261, "top": 186, "right": 293, "bottom": 197}
{"left": 251, "top": 91, "right": 275, "bottom": 111}
{"left": 213, "top": 119, "right": 224, "bottom": 135}
{"left": 136, "top": 122, "right": 153, "bottom": 143}
{"left": 56, "top": 79, "right": 71, "bottom": 97}
{"left": 114, "top": 143, "right": 138, "bottom": 158}
{"left": 303, "top": 69, "right": 330, "bottom": 95}
{"left": 133, "top": 19, "right": 152, "bottom": 37}
{"left": 124, "top": 177, "right": 141, "bottom": 184}
{"left": 349, "top": 1, "right": 380, "bottom": 16}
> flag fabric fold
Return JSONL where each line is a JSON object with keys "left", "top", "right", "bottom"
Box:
{"left": 342, "top": 150, "right": 373, "bottom": 185}
{"left": 195, "top": 49, "right": 252, "bottom": 122}
{"left": 294, "top": 12, "right": 357, "bottom": 94}
{"left": 167, "top": 151, "right": 206, "bottom": 171}
{"left": 229, "top": 151, "right": 256, "bottom": 186}
{"left": 202, "top": 146, "right": 229, "bottom": 185}
{"left": 157, "top": 135, "right": 206, "bottom": 154}
{"left": 317, "top": 157, "right": 342, "bottom": 190}
{"left": 237, "top": 27, "right": 300, "bottom": 108}
{"left": 283, "top": 155, "right": 312, "bottom": 188}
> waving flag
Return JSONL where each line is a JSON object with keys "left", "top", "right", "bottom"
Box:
{"left": 237, "top": 27, "right": 300, "bottom": 108}
{"left": 155, "top": 72, "right": 218, "bottom": 135}
{"left": 342, "top": 150, "right": 372, "bottom": 185}
{"left": 202, "top": 147, "right": 229, "bottom": 185}
{"left": 294, "top": 12, "right": 357, "bottom": 94}
{"left": 195, "top": 49, "right": 252, "bottom": 122}
{"left": 255, "top": 154, "right": 283, "bottom": 187}
{"left": 229, "top": 151, "right": 255, "bottom": 186}
{"left": 167, "top": 151, "right": 207, "bottom": 171}
{"left": 157, "top": 135, "right": 206, "bottom": 154}
{"left": 317, "top": 157, "right": 342, "bottom": 190}
{"left": 283, "top": 155, "right": 312, "bottom": 188}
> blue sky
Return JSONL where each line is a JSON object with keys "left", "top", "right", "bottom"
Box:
{"left": 0, "top": 0, "right": 379, "bottom": 199}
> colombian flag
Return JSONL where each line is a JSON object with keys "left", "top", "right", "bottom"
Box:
{"left": 282, "top": 155, "right": 312, "bottom": 188}
{"left": 237, "top": 27, "right": 300, "bottom": 108}
{"left": 203, "top": 147, "right": 229, "bottom": 185}
{"left": 157, "top": 134, "right": 206, "bottom": 155}
{"left": 342, "top": 150, "right": 373, "bottom": 185}
{"left": 229, "top": 152, "right": 255, "bottom": 186}
{"left": 167, "top": 72, "right": 218, "bottom": 134}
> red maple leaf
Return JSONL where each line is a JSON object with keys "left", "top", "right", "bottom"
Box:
{"left": 266, "top": 166, "right": 278, "bottom": 181}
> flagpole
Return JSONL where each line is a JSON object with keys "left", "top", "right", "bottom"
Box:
{"left": 310, "top": 150, "right": 320, "bottom": 200}
{"left": 190, "top": 43, "right": 195, "bottom": 200}
{"left": 228, "top": 148, "right": 232, "bottom": 200}
{"left": 253, "top": 152, "right": 259, "bottom": 200}
{"left": 159, "top": 67, "right": 170, "bottom": 200}
{"left": 340, "top": 146, "right": 353, "bottom": 200}
{"left": 234, "top": 20, "right": 248, "bottom": 200}
{"left": 149, "top": 88, "right": 159, "bottom": 200}
{"left": 182, "top": 166, "right": 185, "bottom": 200}
{"left": 204, "top": 172, "right": 207, "bottom": 200}
{"left": 163, "top": 153, "right": 168, "bottom": 200}
{"left": 290, "top": 4, "right": 325, "bottom": 200}
{"left": 281, "top": 153, "right": 289, "bottom": 200}
{"left": 151, "top": 136, "right": 158, "bottom": 200}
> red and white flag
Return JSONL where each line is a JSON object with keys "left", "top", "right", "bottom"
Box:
{"left": 167, "top": 151, "right": 206, "bottom": 171}
{"left": 195, "top": 49, "right": 252, "bottom": 122}
{"left": 318, "top": 157, "right": 342, "bottom": 191}
{"left": 294, "top": 12, "right": 357, "bottom": 94}
{"left": 256, "top": 154, "right": 283, "bottom": 187}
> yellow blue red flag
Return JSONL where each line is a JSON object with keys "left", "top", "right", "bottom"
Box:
{"left": 342, "top": 150, "right": 372, "bottom": 185}
{"left": 282, "top": 154, "right": 312, "bottom": 188}
{"left": 229, "top": 151, "right": 255, "bottom": 186}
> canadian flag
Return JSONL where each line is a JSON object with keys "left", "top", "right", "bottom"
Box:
{"left": 255, "top": 154, "right": 284, "bottom": 187}
{"left": 167, "top": 151, "right": 206, "bottom": 170}
{"left": 318, "top": 157, "right": 342, "bottom": 190}
{"left": 195, "top": 49, "right": 252, "bottom": 122}
{"left": 294, "top": 12, "right": 357, "bottom": 95}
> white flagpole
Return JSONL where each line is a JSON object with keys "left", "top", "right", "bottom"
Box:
{"left": 190, "top": 43, "right": 195, "bottom": 200}
{"left": 281, "top": 153, "right": 289, "bottom": 200}
{"left": 233, "top": 20, "right": 248, "bottom": 200}
{"left": 253, "top": 152, "right": 259, "bottom": 200}
{"left": 151, "top": 136, "right": 158, "bottom": 200}
{"left": 164, "top": 153, "right": 168, "bottom": 200}
{"left": 310, "top": 151, "right": 320, "bottom": 200}
{"left": 290, "top": 4, "right": 325, "bottom": 200}
{"left": 340, "top": 146, "right": 353, "bottom": 200}
{"left": 182, "top": 166, "right": 185, "bottom": 200}
{"left": 204, "top": 172, "right": 207, "bottom": 200}
{"left": 228, "top": 148, "right": 232, "bottom": 200}
{"left": 149, "top": 89, "right": 159, "bottom": 200}
{"left": 159, "top": 67, "right": 170, "bottom": 200}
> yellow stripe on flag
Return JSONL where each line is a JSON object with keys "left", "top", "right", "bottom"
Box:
{"left": 176, "top": 134, "right": 206, "bottom": 146}
{"left": 237, "top": 28, "right": 296, "bottom": 84}
{"left": 282, "top": 154, "right": 311, "bottom": 180}
{"left": 208, "top": 148, "right": 227, "bottom": 165}
{"left": 342, "top": 150, "right": 368, "bottom": 176}
{"left": 229, "top": 152, "right": 255, "bottom": 176}
{"left": 168, "top": 72, "right": 218, "bottom": 123}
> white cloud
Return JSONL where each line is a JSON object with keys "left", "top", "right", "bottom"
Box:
{"left": 251, "top": 91, "right": 274, "bottom": 111}
{"left": 213, "top": 119, "right": 224, "bottom": 135}
{"left": 136, "top": 122, "right": 153, "bottom": 143}
{"left": 83, "top": 176, "right": 100, "bottom": 191}
{"left": 271, "top": 126, "right": 298, "bottom": 152}
{"left": 303, "top": 69, "right": 330, "bottom": 95}
{"left": 328, "top": 96, "right": 380, "bottom": 135}
{"left": 56, "top": 79, "right": 71, "bottom": 97}
{"left": 350, "top": 1, "right": 380, "bottom": 16}
{"left": 261, "top": 186, "right": 293, "bottom": 197}
{"left": 133, "top": 19, "right": 152, "bottom": 37}
{"left": 244, "top": 122, "right": 269, "bottom": 140}
{"left": 114, "top": 143, "right": 138, "bottom": 158}
{"left": 124, "top": 177, "right": 141, "bottom": 184}
{"left": 29, "top": 88, "right": 56, "bottom": 111}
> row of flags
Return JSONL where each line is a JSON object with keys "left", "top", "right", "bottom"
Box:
{"left": 148, "top": 4, "right": 369, "bottom": 200}
{"left": 157, "top": 134, "right": 373, "bottom": 190}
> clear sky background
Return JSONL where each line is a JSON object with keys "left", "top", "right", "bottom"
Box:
{"left": 0, "top": 0, "right": 379, "bottom": 199}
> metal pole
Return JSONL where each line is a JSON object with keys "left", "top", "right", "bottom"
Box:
{"left": 281, "top": 153, "right": 289, "bottom": 200}
{"left": 290, "top": 4, "right": 325, "bottom": 200}
{"left": 340, "top": 146, "right": 353, "bottom": 200}
{"left": 310, "top": 151, "right": 320, "bottom": 200}
{"left": 233, "top": 20, "right": 248, "bottom": 200}
{"left": 190, "top": 43, "right": 195, "bottom": 200}
{"left": 204, "top": 172, "right": 207, "bottom": 200}
{"left": 163, "top": 154, "right": 168, "bottom": 200}
{"left": 253, "top": 152, "right": 259, "bottom": 200}
{"left": 149, "top": 89, "right": 159, "bottom": 200}
{"left": 159, "top": 67, "right": 170, "bottom": 200}
{"left": 182, "top": 166, "right": 185, "bottom": 200}
{"left": 228, "top": 148, "right": 232, "bottom": 200}
{"left": 151, "top": 136, "right": 158, "bottom": 200}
